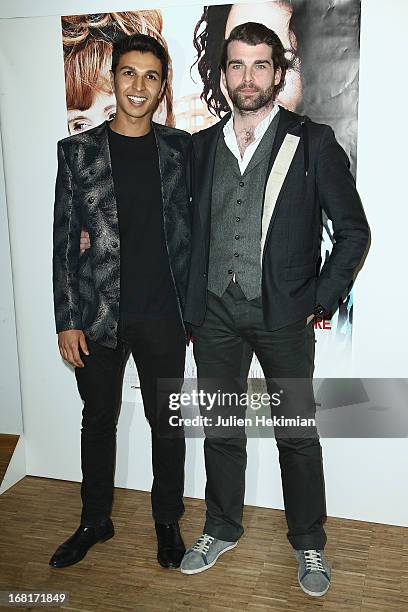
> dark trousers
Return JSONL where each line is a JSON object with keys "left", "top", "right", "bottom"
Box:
{"left": 75, "top": 317, "right": 186, "bottom": 526}
{"left": 192, "top": 283, "right": 327, "bottom": 550}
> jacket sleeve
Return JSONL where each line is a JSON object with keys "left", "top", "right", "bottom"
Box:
{"left": 52, "top": 141, "right": 82, "bottom": 333}
{"left": 315, "top": 125, "right": 370, "bottom": 312}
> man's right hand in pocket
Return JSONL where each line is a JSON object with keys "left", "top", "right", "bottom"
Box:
{"left": 58, "top": 329, "right": 89, "bottom": 368}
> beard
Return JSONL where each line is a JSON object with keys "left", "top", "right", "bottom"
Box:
{"left": 227, "top": 82, "right": 275, "bottom": 112}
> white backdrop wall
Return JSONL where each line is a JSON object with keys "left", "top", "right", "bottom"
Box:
{"left": 0, "top": 127, "right": 23, "bottom": 435}
{"left": 0, "top": 0, "right": 407, "bottom": 527}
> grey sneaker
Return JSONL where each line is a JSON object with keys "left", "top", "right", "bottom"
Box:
{"left": 295, "top": 549, "right": 331, "bottom": 597}
{"left": 180, "top": 533, "right": 237, "bottom": 575}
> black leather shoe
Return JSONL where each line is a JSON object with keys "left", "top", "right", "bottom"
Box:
{"left": 49, "top": 519, "right": 114, "bottom": 568}
{"left": 155, "top": 521, "right": 186, "bottom": 569}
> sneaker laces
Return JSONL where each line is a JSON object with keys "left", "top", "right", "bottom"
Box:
{"left": 192, "top": 534, "right": 214, "bottom": 554}
{"left": 303, "top": 549, "right": 324, "bottom": 572}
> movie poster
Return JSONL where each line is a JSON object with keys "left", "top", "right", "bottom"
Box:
{"left": 60, "top": 1, "right": 361, "bottom": 394}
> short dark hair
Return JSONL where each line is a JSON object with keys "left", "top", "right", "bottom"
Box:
{"left": 111, "top": 33, "right": 169, "bottom": 82}
{"left": 220, "top": 22, "right": 289, "bottom": 97}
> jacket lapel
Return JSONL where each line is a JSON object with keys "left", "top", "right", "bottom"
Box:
{"left": 82, "top": 121, "right": 114, "bottom": 179}
{"left": 152, "top": 122, "right": 185, "bottom": 220}
{"left": 260, "top": 107, "right": 304, "bottom": 257}
{"left": 81, "top": 122, "right": 119, "bottom": 235}
{"left": 194, "top": 114, "right": 230, "bottom": 237}
{"left": 266, "top": 106, "right": 302, "bottom": 175}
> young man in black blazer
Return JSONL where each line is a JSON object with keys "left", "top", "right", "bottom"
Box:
{"left": 51, "top": 34, "right": 191, "bottom": 570}
{"left": 181, "top": 22, "right": 369, "bottom": 597}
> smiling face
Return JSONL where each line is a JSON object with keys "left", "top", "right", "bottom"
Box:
{"left": 222, "top": 40, "right": 282, "bottom": 113}
{"left": 111, "top": 50, "right": 165, "bottom": 124}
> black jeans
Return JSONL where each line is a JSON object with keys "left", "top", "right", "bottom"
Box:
{"left": 192, "top": 283, "right": 327, "bottom": 550}
{"left": 75, "top": 316, "right": 186, "bottom": 526}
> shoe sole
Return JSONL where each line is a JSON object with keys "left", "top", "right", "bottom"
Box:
{"left": 49, "top": 532, "right": 114, "bottom": 569}
{"left": 180, "top": 541, "right": 238, "bottom": 575}
{"left": 298, "top": 576, "right": 330, "bottom": 597}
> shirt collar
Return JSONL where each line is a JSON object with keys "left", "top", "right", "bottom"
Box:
{"left": 223, "top": 104, "right": 279, "bottom": 141}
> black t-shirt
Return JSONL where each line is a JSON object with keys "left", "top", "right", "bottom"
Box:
{"left": 107, "top": 125, "right": 178, "bottom": 319}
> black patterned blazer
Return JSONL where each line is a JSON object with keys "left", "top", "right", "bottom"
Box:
{"left": 53, "top": 121, "right": 192, "bottom": 348}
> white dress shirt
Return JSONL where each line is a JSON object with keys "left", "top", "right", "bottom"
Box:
{"left": 223, "top": 104, "right": 280, "bottom": 174}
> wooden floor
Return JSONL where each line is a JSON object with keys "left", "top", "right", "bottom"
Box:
{"left": 0, "top": 477, "right": 407, "bottom": 612}
{"left": 0, "top": 434, "right": 19, "bottom": 486}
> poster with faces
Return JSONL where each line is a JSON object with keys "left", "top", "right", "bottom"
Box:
{"left": 61, "top": 1, "right": 361, "bottom": 393}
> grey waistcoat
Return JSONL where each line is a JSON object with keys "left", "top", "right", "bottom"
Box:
{"left": 208, "top": 115, "right": 279, "bottom": 300}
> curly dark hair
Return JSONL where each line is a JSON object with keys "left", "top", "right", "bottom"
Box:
{"left": 192, "top": 3, "right": 301, "bottom": 118}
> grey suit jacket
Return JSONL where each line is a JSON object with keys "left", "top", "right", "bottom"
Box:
{"left": 53, "top": 121, "right": 191, "bottom": 348}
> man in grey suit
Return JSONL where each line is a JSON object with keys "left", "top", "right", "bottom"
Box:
{"left": 51, "top": 34, "right": 191, "bottom": 570}
{"left": 181, "top": 22, "right": 369, "bottom": 597}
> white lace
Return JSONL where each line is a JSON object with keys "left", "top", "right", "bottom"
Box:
{"left": 192, "top": 534, "right": 215, "bottom": 554}
{"left": 303, "top": 550, "right": 324, "bottom": 572}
